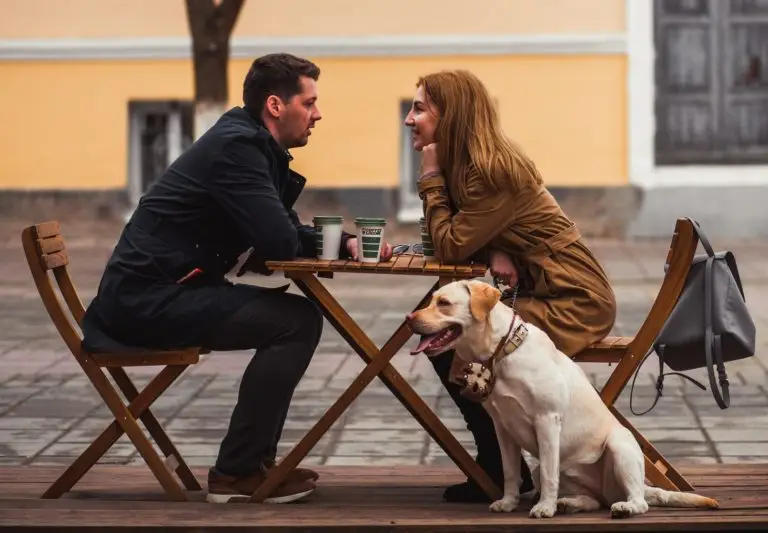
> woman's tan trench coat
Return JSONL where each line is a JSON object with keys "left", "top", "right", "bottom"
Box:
{"left": 418, "top": 166, "right": 617, "bottom": 365}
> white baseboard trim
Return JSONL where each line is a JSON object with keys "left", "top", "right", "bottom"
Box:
{"left": 637, "top": 166, "right": 768, "bottom": 189}
{"left": 0, "top": 33, "right": 627, "bottom": 61}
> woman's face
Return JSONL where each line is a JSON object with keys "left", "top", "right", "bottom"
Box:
{"left": 404, "top": 85, "right": 439, "bottom": 151}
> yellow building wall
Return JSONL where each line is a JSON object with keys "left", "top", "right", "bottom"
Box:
{"left": 0, "top": 0, "right": 627, "bottom": 190}
{"left": 0, "top": 55, "right": 626, "bottom": 190}
{"left": 3, "top": 0, "right": 625, "bottom": 38}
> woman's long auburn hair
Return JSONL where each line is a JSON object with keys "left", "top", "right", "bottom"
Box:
{"left": 417, "top": 70, "right": 543, "bottom": 192}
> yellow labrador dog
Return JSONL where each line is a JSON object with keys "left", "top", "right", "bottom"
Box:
{"left": 407, "top": 279, "right": 719, "bottom": 519}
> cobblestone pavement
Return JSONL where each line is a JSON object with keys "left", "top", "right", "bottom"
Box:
{"left": 1, "top": 218, "right": 767, "bottom": 471}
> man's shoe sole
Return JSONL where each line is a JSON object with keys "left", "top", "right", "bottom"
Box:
{"left": 206, "top": 487, "right": 315, "bottom": 504}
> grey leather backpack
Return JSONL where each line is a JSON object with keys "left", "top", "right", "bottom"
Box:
{"left": 630, "top": 218, "right": 756, "bottom": 413}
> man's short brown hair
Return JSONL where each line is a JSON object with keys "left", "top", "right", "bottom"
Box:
{"left": 243, "top": 53, "right": 320, "bottom": 113}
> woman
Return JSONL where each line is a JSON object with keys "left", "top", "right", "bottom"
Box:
{"left": 404, "top": 70, "right": 617, "bottom": 503}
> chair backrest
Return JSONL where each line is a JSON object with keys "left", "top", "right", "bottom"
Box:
{"left": 628, "top": 217, "right": 698, "bottom": 353}
{"left": 21, "top": 221, "right": 86, "bottom": 357}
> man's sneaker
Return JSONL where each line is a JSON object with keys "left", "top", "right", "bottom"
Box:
{"left": 206, "top": 468, "right": 315, "bottom": 504}
{"left": 263, "top": 457, "right": 320, "bottom": 482}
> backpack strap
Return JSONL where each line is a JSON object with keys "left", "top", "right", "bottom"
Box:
{"left": 704, "top": 253, "right": 731, "bottom": 409}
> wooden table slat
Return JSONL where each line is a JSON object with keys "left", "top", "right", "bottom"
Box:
{"left": 408, "top": 256, "right": 426, "bottom": 273}
{"left": 471, "top": 261, "right": 488, "bottom": 277}
{"left": 265, "top": 255, "right": 486, "bottom": 278}
{"left": 330, "top": 259, "right": 350, "bottom": 271}
{"left": 422, "top": 259, "right": 442, "bottom": 274}
{"left": 375, "top": 260, "right": 396, "bottom": 273}
{"left": 392, "top": 255, "right": 414, "bottom": 272}
{"left": 438, "top": 263, "right": 457, "bottom": 276}
{"left": 454, "top": 263, "right": 473, "bottom": 276}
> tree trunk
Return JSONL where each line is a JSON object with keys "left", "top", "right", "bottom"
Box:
{"left": 185, "top": 0, "right": 245, "bottom": 139}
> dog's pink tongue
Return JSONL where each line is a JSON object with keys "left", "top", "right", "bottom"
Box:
{"left": 411, "top": 333, "right": 440, "bottom": 355}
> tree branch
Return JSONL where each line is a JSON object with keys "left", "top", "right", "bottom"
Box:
{"left": 215, "top": 0, "right": 245, "bottom": 37}
{"left": 184, "top": 0, "right": 216, "bottom": 40}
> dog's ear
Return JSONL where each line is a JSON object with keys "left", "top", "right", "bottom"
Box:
{"left": 464, "top": 280, "right": 501, "bottom": 322}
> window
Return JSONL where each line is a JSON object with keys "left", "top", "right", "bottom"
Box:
{"left": 397, "top": 99, "right": 423, "bottom": 222}
{"left": 127, "top": 100, "right": 194, "bottom": 206}
{"left": 654, "top": 0, "right": 768, "bottom": 164}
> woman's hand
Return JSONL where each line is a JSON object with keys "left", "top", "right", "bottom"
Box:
{"left": 489, "top": 249, "right": 518, "bottom": 287}
{"left": 421, "top": 143, "right": 440, "bottom": 176}
{"left": 346, "top": 237, "right": 393, "bottom": 262}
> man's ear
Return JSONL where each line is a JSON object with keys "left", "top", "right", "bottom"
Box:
{"left": 265, "top": 95, "right": 283, "bottom": 118}
{"left": 464, "top": 280, "right": 501, "bottom": 323}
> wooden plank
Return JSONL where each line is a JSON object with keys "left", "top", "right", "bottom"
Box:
{"left": 34, "top": 221, "right": 60, "bottom": 239}
{"left": 274, "top": 258, "right": 326, "bottom": 272}
{"left": 470, "top": 261, "right": 488, "bottom": 277}
{"left": 573, "top": 336, "right": 631, "bottom": 363}
{"left": 454, "top": 263, "right": 473, "bottom": 276}
{"left": 268, "top": 257, "right": 485, "bottom": 278}
{"left": 407, "top": 256, "right": 426, "bottom": 273}
{"left": 90, "top": 349, "right": 199, "bottom": 367}
{"left": 375, "top": 259, "right": 396, "bottom": 273}
{"left": 330, "top": 259, "right": 350, "bottom": 271}
{"left": 42, "top": 251, "right": 69, "bottom": 270}
{"left": 3, "top": 463, "right": 766, "bottom": 485}
{"left": 0, "top": 464, "right": 764, "bottom": 531}
{"left": 37, "top": 235, "right": 66, "bottom": 255}
{"left": 312, "top": 259, "right": 333, "bottom": 271}
{"left": 438, "top": 263, "right": 457, "bottom": 277}
{"left": 421, "top": 259, "right": 441, "bottom": 275}
{"left": 392, "top": 254, "right": 414, "bottom": 273}
{"left": 357, "top": 260, "right": 379, "bottom": 272}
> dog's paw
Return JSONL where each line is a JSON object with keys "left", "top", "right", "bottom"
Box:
{"left": 489, "top": 497, "right": 518, "bottom": 513}
{"left": 556, "top": 498, "right": 579, "bottom": 514}
{"left": 610, "top": 500, "right": 647, "bottom": 519}
{"left": 529, "top": 501, "right": 557, "bottom": 518}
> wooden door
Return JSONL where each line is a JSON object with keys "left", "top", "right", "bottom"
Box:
{"left": 654, "top": 0, "right": 768, "bottom": 164}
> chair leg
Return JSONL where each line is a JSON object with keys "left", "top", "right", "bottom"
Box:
{"left": 42, "top": 417, "right": 127, "bottom": 499}
{"left": 43, "top": 361, "right": 188, "bottom": 501}
{"left": 109, "top": 366, "right": 201, "bottom": 491}
{"left": 596, "top": 347, "right": 695, "bottom": 492}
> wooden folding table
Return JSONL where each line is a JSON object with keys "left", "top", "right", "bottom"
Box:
{"left": 250, "top": 254, "right": 503, "bottom": 502}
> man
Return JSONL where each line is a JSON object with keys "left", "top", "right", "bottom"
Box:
{"left": 81, "top": 53, "right": 392, "bottom": 504}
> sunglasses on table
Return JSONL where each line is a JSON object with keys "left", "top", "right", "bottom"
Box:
{"left": 392, "top": 243, "right": 425, "bottom": 256}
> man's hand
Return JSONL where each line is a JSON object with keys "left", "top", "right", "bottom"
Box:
{"left": 346, "top": 237, "right": 393, "bottom": 262}
{"left": 489, "top": 249, "right": 518, "bottom": 286}
{"left": 236, "top": 251, "right": 274, "bottom": 277}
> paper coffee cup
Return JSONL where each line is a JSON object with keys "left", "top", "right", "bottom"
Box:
{"left": 355, "top": 217, "right": 387, "bottom": 263}
{"left": 313, "top": 216, "right": 344, "bottom": 260}
{"left": 420, "top": 217, "right": 436, "bottom": 260}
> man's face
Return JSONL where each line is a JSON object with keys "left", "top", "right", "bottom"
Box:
{"left": 276, "top": 76, "right": 321, "bottom": 149}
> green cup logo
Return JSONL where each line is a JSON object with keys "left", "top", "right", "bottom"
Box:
{"left": 420, "top": 217, "right": 435, "bottom": 260}
{"left": 355, "top": 217, "right": 386, "bottom": 263}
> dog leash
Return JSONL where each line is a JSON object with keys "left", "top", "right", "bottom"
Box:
{"left": 493, "top": 277, "right": 519, "bottom": 311}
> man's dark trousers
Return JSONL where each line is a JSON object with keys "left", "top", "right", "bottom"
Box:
{"left": 199, "top": 286, "right": 324, "bottom": 476}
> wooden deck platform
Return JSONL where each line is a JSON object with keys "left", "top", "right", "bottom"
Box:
{"left": 0, "top": 464, "right": 766, "bottom": 531}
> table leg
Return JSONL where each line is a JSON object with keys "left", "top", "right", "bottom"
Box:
{"left": 249, "top": 273, "right": 502, "bottom": 503}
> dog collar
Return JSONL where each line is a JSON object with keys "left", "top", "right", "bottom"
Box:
{"left": 491, "top": 315, "right": 528, "bottom": 365}
{"left": 457, "top": 314, "right": 529, "bottom": 403}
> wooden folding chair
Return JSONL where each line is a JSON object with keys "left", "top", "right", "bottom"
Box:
{"left": 573, "top": 217, "right": 699, "bottom": 492}
{"left": 21, "top": 221, "right": 203, "bottom": 501}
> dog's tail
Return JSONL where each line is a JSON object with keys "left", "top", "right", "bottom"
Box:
{"left": 644, "top": 486, "right": 719, "bottom": 509}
